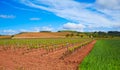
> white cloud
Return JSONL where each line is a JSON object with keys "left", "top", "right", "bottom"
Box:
{"left": 0, "top": 29, "right": 17, "bottom": 35}
{"left": 30, "top": 18, "right": 40, "bottom": 20}
{"left": 95, "top": 0, "right": 120, "bottom": 10}
{"left": 34, "top": 26, "right": 53, "bottom": 32}
{"left": 33, "top": 27, "right": 40, "bottom": 32}
{"left": 20, "top": 26, "right": 53, "bottom": 32}
{"left": 62, "top": 22, "right": 85, "bottom": 32}
{"left": 0, "top": 15, "right": 15, "bottom": 19}
{"left": 41, "top": 26, "right": 53, "bottom": 31}
{"left": 0, "top": 26, "right": 53, "bottom": 35}
{"left": 15, "top": 0, "right": 120, "bottom": 31}
{"left": 19, "top": 29, "right": 32, "bottom": 32}
{"left": 2, "top": 29, "right": 15, "bottom": 33}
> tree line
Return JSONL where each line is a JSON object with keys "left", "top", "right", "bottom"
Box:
{"left": 65, "top": 31, "right": 120, "bottom": 38}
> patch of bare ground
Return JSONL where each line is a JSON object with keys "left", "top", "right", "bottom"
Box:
{"left": 0, "top": 40, "right": 96, "bottom": 70}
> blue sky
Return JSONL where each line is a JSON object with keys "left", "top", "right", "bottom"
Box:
{"left": 0, "top": 0, "right": 120, "bottom": 35}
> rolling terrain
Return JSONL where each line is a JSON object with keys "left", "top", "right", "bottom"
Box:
{"left": 12, "top": 32, "right": 71, "bottom": 38}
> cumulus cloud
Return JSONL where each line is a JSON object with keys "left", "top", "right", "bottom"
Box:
{"left": 63, "top": 22, "right": 85, "bottom": 32}
{"left": 19, "top": 29, "right": 32, "bottom": 32}
{"left": 0, "top": 26, "right": 53, "bottom": 35}
{"left": 41, "top": 26, "right": 53, "bottom": 31}
{"left": 30, "top": 18, "right": 40, "bottom": 20}
{"left": 34, "top": 26, "right": 53, "bottom": 32}
{"left": 14, "top": 0, "right": 120, "bottom": 31}
{"left": 0, "top": 29, "right": 17, "bottom": 35}
{"left": 20, "top": 26, "right": 53, "bottom": 32}
{"left": 0, "top": 14, "right": 15, "bottom": 19}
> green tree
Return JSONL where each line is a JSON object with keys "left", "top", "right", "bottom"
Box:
{"left": 76, "top": 33, "right": 80, "bottom": 36}
{"left": 70, "top": 33, "right": 74, "bottom": 37}
{"left": 80, "top": 35, "right": 83, "bottom": 38}
{"left": 66, "top": 34, "right": 70, "bottom": 37}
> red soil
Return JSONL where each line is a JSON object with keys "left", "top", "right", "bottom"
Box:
{"left": 13, "top": 32, "right": 71, "bottom": 38}
{"left": 0, "top": 40, "right": 96, "bottom": 70}
{"left": 0, "top": 36, "right": 11, "bottom": 39}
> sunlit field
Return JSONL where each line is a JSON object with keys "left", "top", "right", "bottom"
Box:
{"left": 0, "top": 38, "right": 92, "bottom": 51}
{"left": 79, "top": 39, "right": 120, "bottom": 70}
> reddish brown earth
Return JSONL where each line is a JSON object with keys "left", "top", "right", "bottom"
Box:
{"left": 0, "top": 40, "right": 96, "bottom": 70}
{"left": 13, "top": 32, "right": 86, "bottom": 39}
{"left": 0, "top": 36, "right": 11, "bottom": 39}
{"left": 13, "top": 32, "right": 71, "bottom": 38}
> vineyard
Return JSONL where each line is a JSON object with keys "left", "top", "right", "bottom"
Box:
{"left": 79, "top": 39, "right": 120, "bottom": 70}
{"left": 1, "top": 38, "right": 119, "bottom": 70}
{"left": 0, "top": 38, "right": 94, "bottom": 70}
{"left": 0, "top": 38, "right": 92, "bottom": 51}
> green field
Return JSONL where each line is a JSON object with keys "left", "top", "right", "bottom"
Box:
{"left": 79, "top": 39, "right": 120, "bottom": 70}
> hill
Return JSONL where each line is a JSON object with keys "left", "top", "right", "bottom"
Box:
{"left": 0, "top": 35, "right": 11, "bottom": 39}
{"left": 12, "top": 32, "right": 72, "bottom": 38}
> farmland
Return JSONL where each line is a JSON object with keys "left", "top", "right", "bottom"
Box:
{"left": 0, "top": 34, "right": 120, "bottom": 70}
{"left": 79, "top": 39, "right": 120, "bottom": 70}
{"left": 0, "top": 0, "right": 120, "bottom": 69}
{"left": 0, "top": 38, "right": 92, "bottom": 50}
{"left": 0, "top": 38, "right": 95, "bottom": 70}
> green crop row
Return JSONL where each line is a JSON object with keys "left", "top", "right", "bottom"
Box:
{"left": 0, "top": 38, "right": 92, "bottom": 50}
{"left": 79, "top": 39, "right": 120, "bottom": 70}
{"left": 68, "top": 40, "right": 93, "bottom": 53}
{"left": 59, "top": 39, "right": 93, "bottom": 59}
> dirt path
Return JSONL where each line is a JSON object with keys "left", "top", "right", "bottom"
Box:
{"left": 0, "top": 40, "right": 96, "bottom": 70}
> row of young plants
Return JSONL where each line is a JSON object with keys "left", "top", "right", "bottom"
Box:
{"left": 79, "top": 39, "right": 120, "bottom": 70}
{"left": 68, "top": 40, "right": 93, "bottom": 53}
{"left": 0, "top": 38, "right": 92, "bottom": 50}
{"left": 60, "top": 39, "right": 93, "bottom": 59}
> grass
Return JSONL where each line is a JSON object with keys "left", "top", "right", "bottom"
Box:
{"left": 79, "top": 39, "right": 120, "bottom": 70}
